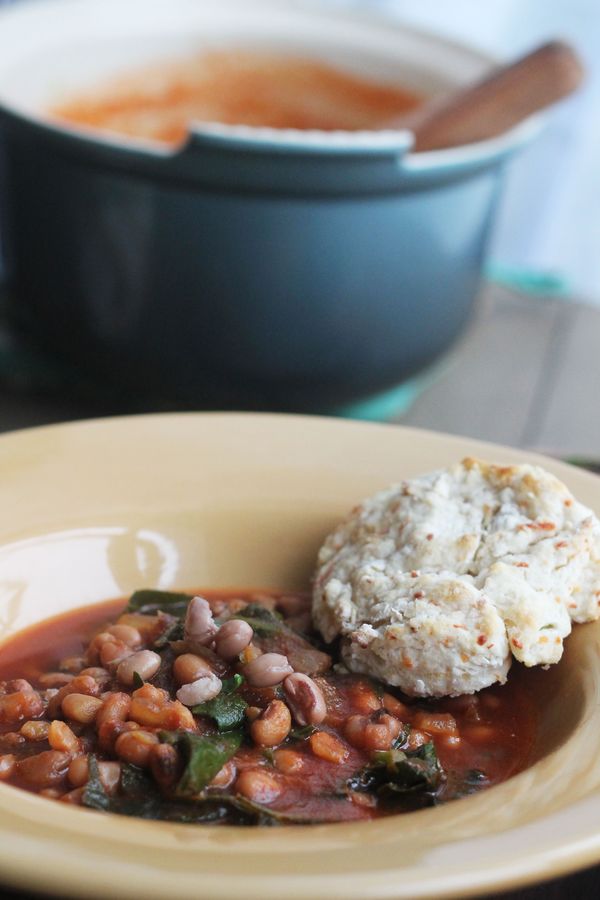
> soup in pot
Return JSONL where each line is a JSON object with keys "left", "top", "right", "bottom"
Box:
{"left": 51, "top": 50, "right": 422, "bottom": 145}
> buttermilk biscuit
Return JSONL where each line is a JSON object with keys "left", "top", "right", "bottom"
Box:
{"left": 313, "top": 459, "right": 600, "bottom": 696}
{"left": 332, "top": 570, "right": 510, "bottom": 697}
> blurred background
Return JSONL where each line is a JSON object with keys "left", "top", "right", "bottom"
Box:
{"left": 333, "top": 0, "right": 600, "bottom": 304}
{"left": 0, "top": 0, "right": 597, "bottom": 460}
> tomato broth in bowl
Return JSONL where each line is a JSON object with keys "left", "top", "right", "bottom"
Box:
{"left": 0, "top": 589, "right": 536, "bottom": 825}
{"left": 0, "top": 413, "right": 600, "bottom": 900}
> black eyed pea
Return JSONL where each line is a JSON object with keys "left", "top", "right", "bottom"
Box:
{"left": 242, "top": 653, "right": 294, "bottom": 688}
{"left": 17, "top": 750, "right": 71, "bottom": 788}
{"left": 249, "top": 700, "right": 292, "bottom": 747}
{"left": 61, "top": 693, "right": 104, "bottom": 725}
{"left": 114, "top": 730, "right": 159, "bottom": 767}
{"left": 172, "top": 653, "right": 214, "bottom": 686}
{"left": 47, "top": 720, "right": 80, "bottom": 753}
{"left": 184, "top": 596, "right": 217, "bottom": 646}
{"left": 6, "top": 678, "right": 34, "bottom": 694}
{"left": 235, "top": 768, "right": 281, "bottom": 804}
{"left": 37, "top": 672, "right": 74, "bottom": 688}
{"left": 96, "top": 760, "right": 122, "bottom": 794}
{"left": 100, "top": 641, "right": 134, "bottom": 669}
{"left": 150, "top": 743, "right": 180, "bottom": 790}
{"left": 67, "top": 755, "right": 90, "bottom": 787}
{"left": 59, "top": 656, "right": 87, "bottom": 674}
{"left": 214, "top": 619, "right": 253, "bottom": 661}
{"left": 79, "top": 667, "right": 111, "bottom": 686}
{"left": 283, "top": 673, "right": 327, "bottom": 726}
{"left": 116, "top": 650, "right": 162, "bottom": 687}
{"left": 0, "top": 754, "right": 16, "bottom": 780}
{"left": 107, "top": 624, "right": 143, "bottom": 648}
{"left": 344, "top": 711, "right": 403, "bottom": 752}
{"left": 67, "top": 756, "right": 122, "bottom": 794}
{"left": 209, "top": 759, "right": 236, "bottom": 789}
{"left": 20, "top": 720, "right": 50, "bottom": 741}
{"left": 65, "top": 756, "right": 121, "bottom": 790}
{"left": 176, "top": 673, "right": 222, "bottom": 706}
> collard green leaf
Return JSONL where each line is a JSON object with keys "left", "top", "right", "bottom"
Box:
{"left": 84, "top": 762, "right": 232, "bottom": 823}
{"left": 224, "top": 674, "right": 243, "bottom": 692}
{"left": 193, "top": 693, "right": 248, "bottom": 731}
{"left": 192, "top": 674, "right": 247, "bottom": 731}
{"left": 120, "top": 762, "right": 150, "bottom": 796}
{"left": 126, "top": 589, "right": 191, "bottom": 617}
{"left": 153, "top": 619, "right": 184, "bottom": 649}
{"left": 289, "top": 724, "right": 316, "bottom": 741}
{"left": 152, "top": 644, "right": 187, "bottom": 694}
{"left": 349, "top": 742, "right": 444, "bottom": 799}
{"left": 233, "top": 603, "right": 284, "bottom": 635}
{"left": 82, "top": 756, "right": 111, "bottom": 811}
{"left": 160, "top": 730, "right": 242, "bottom": 796}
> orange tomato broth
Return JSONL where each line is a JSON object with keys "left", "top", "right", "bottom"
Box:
{"left": 0, "top": 591, "right": 536, "bottom": 822}
{"left": 51, "top": 50, "right": 422, "bottom": 145}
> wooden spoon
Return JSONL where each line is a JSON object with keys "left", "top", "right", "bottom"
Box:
{"left": 394, "top": 41, "right": 585, "bottom": 153}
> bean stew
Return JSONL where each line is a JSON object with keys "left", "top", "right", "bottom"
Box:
{"left": 0, "top": 590, "right": 536, "bottom": 825}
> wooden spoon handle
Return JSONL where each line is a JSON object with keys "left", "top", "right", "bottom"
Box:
{"left": 407, "top": 41, "right": 585, "bottom": 153}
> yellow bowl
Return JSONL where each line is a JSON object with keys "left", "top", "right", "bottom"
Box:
{"left": 0, "top": 412, "right": 599, "bottom": 900}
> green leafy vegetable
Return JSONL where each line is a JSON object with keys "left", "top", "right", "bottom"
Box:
{"left": 192, "top": 675, "right": 247, "bottom": 731}
{"left": 126, "top": 589, "right": 191, "bottom": 617}
{"left": 349, "top": 742, "right": 444, "bottom": 801}
{"left": 160, "top": 730, "right": 242, "bottom": 796}
{"left": 195, "top": 695, "right": 246, "bottom": 731}
{"left": 82, "top": 756, "right": 111, "bottom": 811}
{"left": 83, "top": 756, "right": 279, "bottom": 825}
{"left": 232, "top": 603, "right": 284, "bottom": 635}
{"left": 221, "top": 674, "right": 244, "bottom": 693}
{"left": 132, "top": 671, "right": 145, "bottom": 690}
{"left": 289, "top": 724, "right": 316, "bottom": 741}
{"left": 149, "top": 646, "right": 178, "bottom": 693}
{"left": 82, "top": 761, "right": 230, "bottom": 823}
{"left": 153, "top": 619, "right": 184, "bottom": 648}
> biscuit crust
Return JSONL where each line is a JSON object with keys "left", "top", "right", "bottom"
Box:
{"left": 313, "top": 459, "right": 600, "bottom": 696}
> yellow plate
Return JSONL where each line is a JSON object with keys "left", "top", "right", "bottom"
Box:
{"left": 0, "top": 412, "right": 599, "bottom": 900}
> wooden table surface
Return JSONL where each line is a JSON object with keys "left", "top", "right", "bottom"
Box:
{"left": 399, "top": 283, "right": 600, "bottom": 460}
{"left": 1, "top": 282, "right": 600, "bottom": 899}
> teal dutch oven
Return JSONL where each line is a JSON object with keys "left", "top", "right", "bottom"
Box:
{"left": 0, "top": 0, "right": 545, "bottom": 410}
